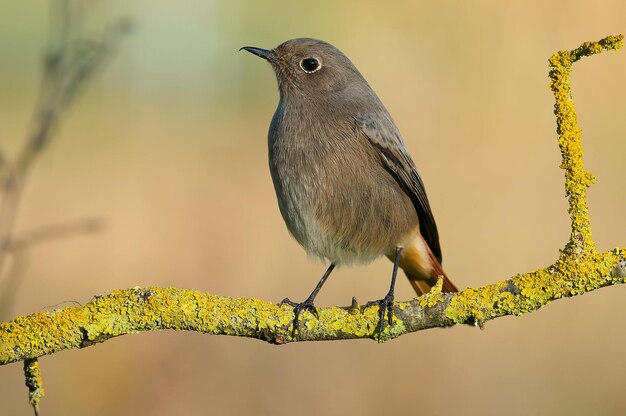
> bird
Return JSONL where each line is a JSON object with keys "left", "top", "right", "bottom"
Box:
{"left": 240, "top": 38, "right": 458, "bottom": 334}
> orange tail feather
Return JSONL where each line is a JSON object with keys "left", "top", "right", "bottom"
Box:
{"left": 391, "top": 236, "right": 458, "bottom": 296}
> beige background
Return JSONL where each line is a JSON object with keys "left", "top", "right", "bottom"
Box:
{"left": 1, "top": 1, "right": 626, "bottom": 415}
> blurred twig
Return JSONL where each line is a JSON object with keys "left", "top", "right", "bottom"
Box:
{"left": 0, "top": 0, "right": 130, "bottom": 322}
{"left": 0, "top": 244, "right": 29, "bottom": 322}
{"left": 0, "top": 218, "right": 103, "bottom": 319}
{"left": 9, "top": 218, "right": 103, "bottom": 251}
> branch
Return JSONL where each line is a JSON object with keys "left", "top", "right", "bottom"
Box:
{"left": 0, "top": 35, "right": 623, "bottom": 364}
{"left": 1, "top": 248, "right": 626, "bottom": 365}
{"left": 548, "top": 35, "right": 623, "bottom": 257}
{"left": 23, "top": 358, "right": 43, "bottom": 416}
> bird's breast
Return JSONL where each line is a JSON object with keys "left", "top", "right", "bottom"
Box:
{"left": 267, "top": 103, "right": 418, "bottom": 265}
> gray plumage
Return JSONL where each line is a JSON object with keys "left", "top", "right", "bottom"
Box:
{"left": 241, "top": 38, "right": 457, "bottom": 300}
{"left": 264, "top": 38, "right": 438, "bottom": 264}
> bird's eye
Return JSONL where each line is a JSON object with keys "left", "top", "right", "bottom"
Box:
{"left": 299, "top": 57, "right": 321, "bottom": 73}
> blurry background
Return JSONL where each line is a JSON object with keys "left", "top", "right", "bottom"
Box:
{"left": 1, "top": 1, "right": 626, "bottom": 415}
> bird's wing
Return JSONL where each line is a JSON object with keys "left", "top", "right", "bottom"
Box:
{"left": 356, "top": 112, "right": 442, "bottom": 263}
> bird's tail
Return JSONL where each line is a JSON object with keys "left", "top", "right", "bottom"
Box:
{"left": 389, "top": 236, "right": 458, "bottom": 296}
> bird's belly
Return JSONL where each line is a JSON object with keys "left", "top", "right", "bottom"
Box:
{"left": 271, "top": 154, "right": 419, "bottom": 266}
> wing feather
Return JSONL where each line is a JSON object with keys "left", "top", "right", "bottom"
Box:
{"left": 356, "top": 113, "right": 442, "bottom": 263}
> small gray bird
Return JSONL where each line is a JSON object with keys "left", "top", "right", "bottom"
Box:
{"left": 241, "top": 38, "right": 458, "bottom": 333}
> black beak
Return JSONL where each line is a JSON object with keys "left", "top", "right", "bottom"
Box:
{"left": 239, "top": 46, "right": 275, "bottom": 62}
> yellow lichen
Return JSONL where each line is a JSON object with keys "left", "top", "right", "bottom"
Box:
{"left": 419, "top": 278, "right": 445, "bottom": 308}
{"left": 549, "top": 34, "right": 623, "bottom": 258}
{"left": 24, "top": 358, "right": 44, "bottom": 415}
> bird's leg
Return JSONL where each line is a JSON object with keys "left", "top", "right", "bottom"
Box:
{"left": 281, "top": 263, "right": 336, "bottom": 333}
{"left": 366, "top": 247, "right": 402, "bottom": 337}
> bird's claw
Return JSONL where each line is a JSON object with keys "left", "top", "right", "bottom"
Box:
{"left": 366, "top": 292, "right": 395, "bottom": 337}
{"left": 280, "top": 297, "right": 319, "bottom": 333}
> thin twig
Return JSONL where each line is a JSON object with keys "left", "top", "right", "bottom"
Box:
{"left": 0, "top": 218, "right": 102, "bottom": 320}
{"left": 9, "top": 218, "right": 103, "bottom": 251}
{"left": 0, "top": 1, "right": 130, "bottom": 318}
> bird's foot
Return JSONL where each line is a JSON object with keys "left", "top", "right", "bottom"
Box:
{"left": 365, "top": 292, "right": 395, "bottom": 338}
{"left": 280, "top": 297, "right": 319, "bottom": 334}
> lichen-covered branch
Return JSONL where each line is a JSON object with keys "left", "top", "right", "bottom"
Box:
{"left": 0, "top": 36, "right": 623, "bottom": 370}
{"left": 23, "top": 358, "right": 43, "bottom": 416}
{"left": 0, "top": 247, "right": 624, "bottom": 365}
{"left": 548, "top": 34, "right": 623, "bottom": 257}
